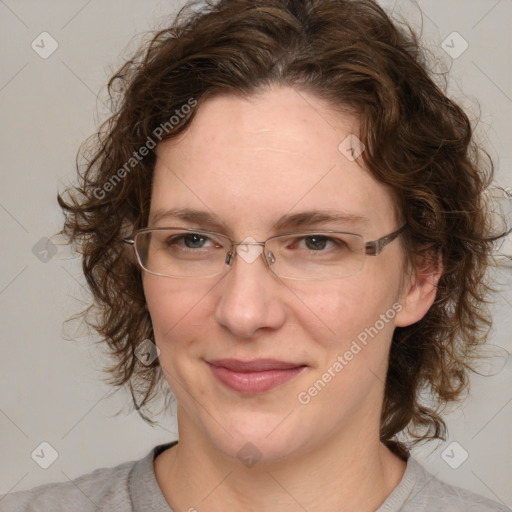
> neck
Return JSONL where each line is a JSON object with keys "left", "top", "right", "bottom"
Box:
{"left": 155, "top": 411, "right": 407, "bottom": 512}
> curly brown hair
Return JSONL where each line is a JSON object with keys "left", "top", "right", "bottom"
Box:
{"left": 58, "top": 0, "right": 502, "bottom": 458}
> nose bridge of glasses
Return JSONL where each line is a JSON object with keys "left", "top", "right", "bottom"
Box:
{"left": 225, "top": 240, "right": 273, "bottom": 267}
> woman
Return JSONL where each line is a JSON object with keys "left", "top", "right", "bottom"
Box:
{"left": 1, "top": 0, "right": 509, "bottom": 510}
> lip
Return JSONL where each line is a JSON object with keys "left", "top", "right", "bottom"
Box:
{"left": 207, "top": 359, "right": 307, "bottom": 394}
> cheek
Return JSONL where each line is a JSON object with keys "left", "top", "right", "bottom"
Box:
{"left": 143, "top": 277, "right": 218, "bottom": 409}
{"left": 143, "top": 277, "right": 213, "bottom": 353}
{"left": 292, "top": 277, "right": 402, "bottom": 392}
{"left": 291, "top": 277, "right": 398, "bottom": 341}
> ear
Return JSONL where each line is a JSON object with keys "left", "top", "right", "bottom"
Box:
{"left": 394, "top": 250, "right": 443, "bottom": 328}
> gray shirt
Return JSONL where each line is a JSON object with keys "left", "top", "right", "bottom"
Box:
{"left": 0, "top": 441, "right": 509, "bottom": 511}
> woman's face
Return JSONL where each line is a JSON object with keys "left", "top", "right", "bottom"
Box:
{"left": 143, "top": 85, "right": 414, "bottom": 464}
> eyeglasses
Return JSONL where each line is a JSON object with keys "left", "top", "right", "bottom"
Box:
{"left": 122, "top": 225, "right": 407, "bottom": 281}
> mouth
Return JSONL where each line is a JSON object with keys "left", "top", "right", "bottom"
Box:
{"left": 206, "top": 359, "right": 307, "bottom": 394}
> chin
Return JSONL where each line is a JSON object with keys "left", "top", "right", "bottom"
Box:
{"left": 200, "top": 410, "right": 310, "bottom": 467}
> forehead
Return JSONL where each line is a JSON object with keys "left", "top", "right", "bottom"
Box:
{"left": 150, "top": 85, "right": 398, "bottom": 237}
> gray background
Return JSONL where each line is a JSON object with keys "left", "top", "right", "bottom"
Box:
{"left": 0, "top": 0, "right": 511, "bottom": 507}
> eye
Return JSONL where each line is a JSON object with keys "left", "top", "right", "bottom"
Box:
{"left": 293, "top": 235, "right": 347, "bottom": 252}
{"left": 301, "top": 235, "right": 330, "bottom": 251}
{"left": 166, "top": 232, "right": 215, "bottom": 250}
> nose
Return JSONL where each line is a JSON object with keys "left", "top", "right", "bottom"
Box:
{"left": 214, "top": 243, "right": 286, "bottom": 339}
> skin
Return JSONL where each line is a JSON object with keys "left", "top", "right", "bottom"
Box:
{"left": 143, "top": 85, "right": 440, "bottom": 512}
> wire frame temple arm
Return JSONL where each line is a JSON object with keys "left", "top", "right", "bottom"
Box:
{"left": 365, "top": 225, "right": 407, "bottom": 256}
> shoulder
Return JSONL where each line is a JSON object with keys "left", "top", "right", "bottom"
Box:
{"left": 393, "top": 457, "right": 511, "bottom": 512}
{"left": 0, "top": 446, "right": 161, "bottom": 512}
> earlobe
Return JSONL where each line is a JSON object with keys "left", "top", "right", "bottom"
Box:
{"left": 394, "top": 251, "right": 443, "bottom": 328}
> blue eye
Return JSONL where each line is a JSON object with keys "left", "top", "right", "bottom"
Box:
{"left": 168, "top": 233, "right": 211, "bottom": 249}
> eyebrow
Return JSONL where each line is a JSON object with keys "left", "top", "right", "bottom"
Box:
{"left": 149, "top": 207, "right": 369, "bottom": 233}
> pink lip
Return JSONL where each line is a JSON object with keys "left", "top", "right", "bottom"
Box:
{"left": 207, "top": 359, "right": 307, "bottom": 394}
